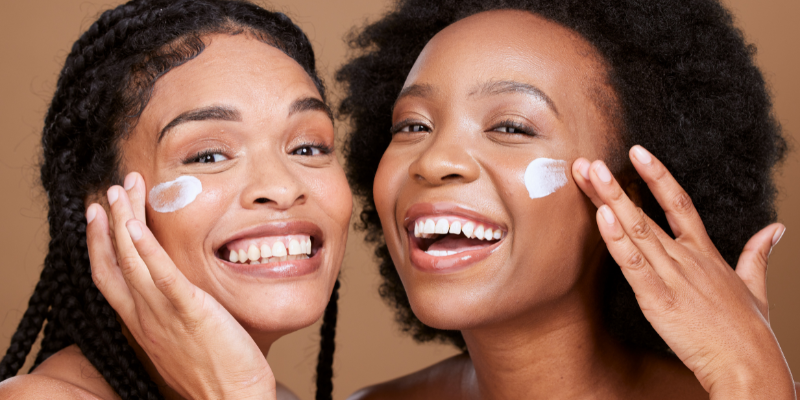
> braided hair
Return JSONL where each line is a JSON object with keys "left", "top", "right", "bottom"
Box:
{"left": 337, "top": 0, "right": 786, "bottom": 353}
{"left": 0, "top": 0, "right": 339, "bottom": 398}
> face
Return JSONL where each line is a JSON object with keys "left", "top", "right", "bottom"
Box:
{"left": 374, "top": 10, "right": 615, "bottom": 331}
{"left": 119, "top": 34, "right": 352, "bottom": 342}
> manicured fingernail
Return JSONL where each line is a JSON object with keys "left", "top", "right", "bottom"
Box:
{"left": 599, "top": 205, "right": 616, "bottom": 225}
{"left": 632, "top": 146, "right": 652, "bottom": 165}
{"left": 127, "top": 221, "right": 143, "bottom": 241}
{"left": 123, "top": 173, "right": 136, "bottom": 191}
{"left": 86, "top": 205, "right": 97, "bottom": 224}
{"left": 107, "top": 187, "right": 119, "bottom": 205}
{"left": 578, "top": 160, "right": 590, "bottom": 180}
{"left": 594, "top": 163, "right": 612, "bottom": 183}
{"left": 772, "top": 226, "right": 786, "bottom": 247}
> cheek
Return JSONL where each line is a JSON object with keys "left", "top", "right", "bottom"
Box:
{"left": 309, "top": 167, "right": 353, "bottom": 229}
{"left": 373, "top": 151, "right": 405, "bottom": 221}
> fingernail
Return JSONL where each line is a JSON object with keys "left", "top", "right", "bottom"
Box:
{"left": 632, "top": 146, "right": 652, "bottom": 165}
{"left": 107, "top": 187, "right": 119, "bottom": 205}
{"left": 599, "top": 205, "right": 616, "bottom": 225}
{"left": 86, "top": 205, "right": 97, "bottom": 224}
{"left": 123, "top": 173, "right": 136, "bottom": 191}
{"left": 594, "top": 163, "right": 612, "bottom": 183}
{"left": 771, "top": 226, "right": 786, "bottom": 247}
{"left": 127, "top": 221, "right": 143, "bottom": 242}
{"left": 578, "top": 160, "right": 590, "bottom": 180}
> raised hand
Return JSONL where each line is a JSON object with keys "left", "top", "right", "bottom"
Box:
{"left": 572, "top": 146, "right": 796, "bottom": 399}
{"left": 86, "top": 172, "right": 275, "bottom": 400}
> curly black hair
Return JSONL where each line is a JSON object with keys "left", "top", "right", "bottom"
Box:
{"left": 336, "top": 0, "right": 786, "bottom": 353}
{"left": 0, "top": 1, "right": 339, "bottom": 399}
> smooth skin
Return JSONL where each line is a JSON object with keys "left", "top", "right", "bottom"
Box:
{"left": 353, "top": 10, "right": 796, "bottom": 400}
{"left": 0, "top": 33, "right": 352, "bottom": 399}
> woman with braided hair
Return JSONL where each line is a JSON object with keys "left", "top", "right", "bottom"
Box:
{"left": 0, "top": 0, "right": 349, "bottom": 399}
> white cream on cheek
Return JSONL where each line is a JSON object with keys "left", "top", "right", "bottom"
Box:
{"left": 148, "top": 175, "right": 203, "bottom": 213}
{"left": 523, "top": 158, "right": 568, "bottom": 199}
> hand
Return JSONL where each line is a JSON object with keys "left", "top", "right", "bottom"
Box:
{"left": 572, "top": 146, "right": 796, "bottom": 400}
{"left": 86, "top": 172, "right": 276, "bottom": 400}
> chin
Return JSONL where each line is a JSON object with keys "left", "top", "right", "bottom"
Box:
{"left": 226, "top": 285, "right": 331, "bottom": 335}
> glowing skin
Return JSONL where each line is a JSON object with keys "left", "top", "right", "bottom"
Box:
{"left": 148, "top": 175, "right": 203, "bottom": 212}
{"left": 523, "top": 158, "right": 568, "bottom": 199}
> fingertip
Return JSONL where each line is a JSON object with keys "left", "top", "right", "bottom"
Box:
{"left": 574, "top": 158, "right": 590, "bottom": 180}
{"left": 771, "top": 224, "right": 786, "bottom": 248}
{"left": 107, "top": 186, "right": 120, "bottom": 206}
{"left": 126, "top": 219, "right": 143, "bottom": 242}
{"left": 123, "top": 173, "right": 136, "bottom": 191}
{"left": 630, "top": 145, "right": 653, "bottom": 165}
{"left": 599, "top": 205, "right": 616, "bottom": 225}
{"left": 86, "top": 204, "right": 99, "bottom": 224}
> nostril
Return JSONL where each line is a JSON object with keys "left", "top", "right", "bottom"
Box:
{"left": 254, "top": 197, "right": 268, "bottom": 204}
{"left": 441, "top": 173, "right": 462, "bottom": 181}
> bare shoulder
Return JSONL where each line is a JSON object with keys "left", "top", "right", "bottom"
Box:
{"left": 276, "top": 381, "right": 300, "bottom": 400}
{"left": 0, "top": 345, "right": 118, "bottom": 400}
{"left": 348, "top": 353, "right": 471, "bottom": 400}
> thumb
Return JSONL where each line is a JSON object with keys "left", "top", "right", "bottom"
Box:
{"left": 735, "top": 223, "right": 785, "bottom": 320}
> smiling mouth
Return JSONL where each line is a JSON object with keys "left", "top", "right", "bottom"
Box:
{"left": 217, "top": 234, "right": 320, "bottom": 265}
{"left": 410, "top": 216, "right": 504, "bottom": 257}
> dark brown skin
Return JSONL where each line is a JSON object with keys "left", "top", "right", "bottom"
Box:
{"left": 0, "top": 33, "right": 351, "bottom": 399}
{"left": 357, "top": 10, "right": 796, "bottom": 400}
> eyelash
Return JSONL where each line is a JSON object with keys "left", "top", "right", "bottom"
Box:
{"left": 489, "top": 119, "right": 537, "bottom": 136}
{"left": 183, "top": 148, "right": 229, "bottom": 164}
{"left": 390, "top": 119, "right": 431, "bottom": 135}
{"left": 290, "top": 141, "right": 333, "bottom": 156}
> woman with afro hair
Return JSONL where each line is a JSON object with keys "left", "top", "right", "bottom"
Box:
{"left": 0, "top": 0, "right": 350, "bottom": 399}
{"left": 335, "top": 0, "right": 798, "bottom": 398}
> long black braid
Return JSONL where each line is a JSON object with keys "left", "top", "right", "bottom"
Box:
{"left": 0, "top": 0, "right": 338, "bottom": 398}
{"left": 315, "top": 279, "right": 340, "bottom": 400}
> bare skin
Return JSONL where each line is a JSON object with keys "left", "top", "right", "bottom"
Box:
{"left": 0, "top": 33, "right": 351, "bottom": 399}
{"left": 354, "top": 10, "right": 796, "bottom": 400}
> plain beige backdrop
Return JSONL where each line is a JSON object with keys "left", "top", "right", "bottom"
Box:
{"left": 0, "top": 1, "right": 797, "bottom": 399}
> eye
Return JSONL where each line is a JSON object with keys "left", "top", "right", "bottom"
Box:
{"left": 185, "top": 150, "right": 229, "bottom": 164}
{"left": 290, "top": 142, "right": 332, "bottom": 156}
{"left": 490, "top": 120, "right": 535, "bottom": 136}
{"left": 390, "top": 119, "right": 432, "bottom": 135}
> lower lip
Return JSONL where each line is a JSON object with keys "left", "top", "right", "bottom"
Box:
{"left": 219, "top": 251, "right": 323, "bottom": 278}
{"left": 408, "top": 233, "right": 501, "bottom": 273}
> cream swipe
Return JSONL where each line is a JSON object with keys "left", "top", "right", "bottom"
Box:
{"left": 523, "top": 158, "right": 568, "bottom": 199}
{"left": 148, "top": 175, "right": 203, "bottom": 213}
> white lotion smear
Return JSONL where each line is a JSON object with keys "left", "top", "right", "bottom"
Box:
{"left": 148, "top": 176, "right": 202, "bottom": 213}
{"left": 524, "top": 158, "right": 568, "bottom": 199}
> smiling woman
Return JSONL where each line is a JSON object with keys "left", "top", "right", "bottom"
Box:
{"left": 0, "top": 1, "right": 351, "bottom": 399}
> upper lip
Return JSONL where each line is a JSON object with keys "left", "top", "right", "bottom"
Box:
{"left": 215, "top": 220, "right": 324, "bottom": 252}
{"left": 403, "top": 202, "right": 507, "bottom": 232}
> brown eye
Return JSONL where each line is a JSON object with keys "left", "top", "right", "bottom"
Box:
{"left": 187, "top": 151, "right": 228, "bottom": 164}
{"left": 291, "top": 146, "right": 322, "bottom": 156}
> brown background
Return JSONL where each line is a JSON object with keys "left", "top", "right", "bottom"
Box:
{"left": 0, "top": 1, "right": 796, "bottom": 399}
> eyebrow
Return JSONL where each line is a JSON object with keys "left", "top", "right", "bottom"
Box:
{"left": 288, "top": 97, "right": 333, "bottom": 122}
{"left": 158, "top": 105, "right": 241, "bottom": 142}
{"left": 393, "top": 83, "right": 436, "bottom": 110}
{"left": 470, "top": 80, "right": 559, "bottom": 117}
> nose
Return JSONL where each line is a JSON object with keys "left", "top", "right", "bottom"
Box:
{"left": 408, "top": 126, "right": 480, "bottom": 186}
{"left": 241, "top": 157, "right": 306, "bottom": 210}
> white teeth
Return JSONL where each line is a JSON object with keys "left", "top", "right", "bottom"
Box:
{"left": 484, "top": 228, "right": 493, "bottom": 241}
{"left": 272, "top": 241, "right": 287, "bottom": 257}
{"left": 447, "top": 250, "right": 456, "bottom": 256}
{"left": 260, "top": 244, "right": 272, "bottom": 258}
{"left": 250, "top": 260, "right": 260, "bottom": 265}
{"left": 288, "top": 240, "right": 302, "bottom": 255}
{"left": 493, "top": 230, "right": 502, "bottom": 240}
{"left": 229, "top": 250, "right": 239, "bottom": 263}
{"left": 306, "top": 238, "right": 312, "bottom": 255}
{"left": 449, "top": 221, "right": 461, "bottom": 235}
{"left": 474, "top": 225, "right": 485, "bottom": 240}
{"left": 423, "top": 219, "right": 436, "bottom": 234}
{"left": 462, "top": 222, "right": 475, "bottom": 238}
{"left": 268, "top": 257, "right": 279, "bottom": 263}
{"left": 434, "top": 219, "right": 449, "bottom": 234}
{"left": 279, "top": 255, "right": 287, "bottom": 262}
{"left": 414, "top": 221, "right": 421, "bottom": 237}
{"left": 238, "top": 249, "right": 247, "bottom": 263}
{"left": 425, "top": 250, "right": 459, "bottom": 257}
{"left": 248, "top": 245, "right": 260, "bottom": 261}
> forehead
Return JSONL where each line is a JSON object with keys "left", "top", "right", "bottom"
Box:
{"left": 403, "top": 10, "right": 606, "bottom": 100}
{"left": 137, "top": 33, "right": 320, "bottom": 135}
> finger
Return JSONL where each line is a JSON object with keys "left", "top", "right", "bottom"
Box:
{"left": 572, "top": 158, "right": 604, "bottom": 208}
{"left": 735, "top": 223, "right": 785, "bottom": 319}
{"left": 589, "top": 160, "right": 675, "bottom": 275}
{"left": 86, "top": 203, "right": 135, "bottom": 320}
{"left": 107, "top": 185, "right": 160, "bottom": 299}
{"left": 126, "top": 219, "right": 198, "bottom": 313}
{"left": 597, "top": 205, "right": 670, "bottom": 297}
{"left": 629, "top": 146, "right": 714, "bottom": 252}
{"left": 123, "top": 172, "right": 147, "bottom": 223}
